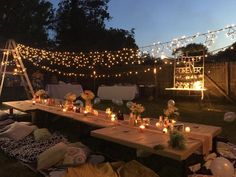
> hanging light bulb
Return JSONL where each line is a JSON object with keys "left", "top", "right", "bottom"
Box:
{"left": 160, "top": 52, "right": 167, "bottom": 60}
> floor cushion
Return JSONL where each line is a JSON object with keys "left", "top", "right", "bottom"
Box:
{"left": 34, "top": 128, "right": 52, "bottom": 141}
{"left": 0, "top": 122, "right": 37, "bottom": 141}
{"left": 62, "top": 147, "right": 88, "bottom": 167}
{"left": 37, "top": 142, "right": 68, "bottom": 170}
{"left": 0, "top": 111, "right": 9, "bottom": 121}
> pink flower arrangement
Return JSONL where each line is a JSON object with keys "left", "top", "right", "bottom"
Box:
{"left": 65, "top": 92, "right": 77, "bottom": 102}
{"left": 129, "top": 102, "right": 145, "bottom": 115}
{"left": 35, "top": 89, "right": 46, "bottom": 97}
{"left": 81, "top": 90, "right": 95, "bottom": 101}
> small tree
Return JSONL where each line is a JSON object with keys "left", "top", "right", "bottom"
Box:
{"left": 172, "top": 43, "right": 208, "bottom": 56}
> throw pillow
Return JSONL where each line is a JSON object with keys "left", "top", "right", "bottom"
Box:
{"left": 34, "top": 128, "right": 52, "bottom": 141}
{"left": 37, "top": 142, "right": 68, "bottom": 170}
{"left": 0, "top": 111, "right": 9, "bottom": 121}
{"left": 62, "top": 147, "right": 88, "bottom": 167}
{"left": 68, "top": 142, "right": 91, "bottom": 154}
{"left": 0, "top": 122, "right": 37, "bottom": 141}
{"left": 0, "top": 119, "right": 14, "bottom": 127}
{"left": 19, "top": 122, "right": 33, "bottom": 126}
{"left": 118, "top": 160, "right": 160, "bottom": 177}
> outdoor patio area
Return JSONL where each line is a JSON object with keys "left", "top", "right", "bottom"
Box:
{"left": 1, "top": 1, "right": 236, "bottom": 177}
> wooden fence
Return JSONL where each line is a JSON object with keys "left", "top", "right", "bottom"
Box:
{"left": 92, "top": 62, "right": 236, "bottom": 100}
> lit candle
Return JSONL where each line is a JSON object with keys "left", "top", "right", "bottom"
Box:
{"left": 143, "top": 118, "right": 150, "bottom": 126}
{"left": 44, "top": 99, "right": 47, "bottom": 104}
{"left": 93, "top": 110, "right": 99, "bottom": 116}
{"left": 73, "top": 106, "right": 77, "bottom": 112}
{"left": 171, "top": 119, "right": 176, "bottom": 124}
{"left": 156, "top": 122, "right": 160, "bottom": 127}
{"left": 163, "top": 127, "right": 168, "bottom": 134}
{"left": 105, "top": 108, "right": 111, "bottom": 114}
{"left": 32, "top": 100, "right": 36, "bottom": 105}
{"left": 63, "top": 108, "right": 67, "bottom": 112}
{"left": 111, "top": 114, "right": 116, "bottom": 122}
{"left": 185, "top": 127, "right": 191, "bottom": 133}
{"left": 139, "top": 125, "right": 145, "bottom": 132}
{"left": 84, "top": 110, "right": 88, "bottom": 116}
{"left": 159, "top": 116, "right": 163, "bottom": 122}
{"left": 105, "top": 108, "right": 112, "bottom": 118}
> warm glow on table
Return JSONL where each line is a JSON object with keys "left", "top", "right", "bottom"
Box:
{"left": 185, "top": 126, "right": 191, "bottom": 133}
{"left": 93, "top": 110, "right": 99, "bottom": 116}
{"left": 111, "top": 114, "right": 116, "bottom": 122}
{"left": 163, "top": 127, "right": 168, "bottom": 134}
{"left": 156, "top": 122, "right": 160, "bottom": 127}
{"left": 139, "top": 125, "right": 145, "bottom": 132}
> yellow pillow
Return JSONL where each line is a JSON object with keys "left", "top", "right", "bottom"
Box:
{"left": 33, "top": 128, "right": 52, "bottom": 141}
{"left": 37, "top": 142, "right": 68, "bottom": 170}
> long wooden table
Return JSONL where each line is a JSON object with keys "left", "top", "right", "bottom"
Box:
{"left": 91, "top": 125, "right": 202, "bottom": 161}
{"left": 3, "top": 100, "right": 222, "bottom": 162}
{"left": 3, "top": 100, "right": 38, "bottom": 112}
{"left": 91, "top": 121, "right": 221, "bottom": 161}
{"left": 3, "top": 100, "right": 117, "bottom": 128}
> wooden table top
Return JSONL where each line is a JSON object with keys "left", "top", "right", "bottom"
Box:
{"left": 3, "top": 100, "right": 38, "bottom": 112}
{"left": 36, "top": 103, "right": 116, "bottom": 127}
{"left": 91, "top": 125, "right": 201, "bottom": 161}
{"left": 91, "top": 121, "right": 221, "bottom": 161}
{"left": 3, "top": 100, "right": 116, "bottom": 128}
{"left": 183, "top": 122, "right": 222, "bottom": 138}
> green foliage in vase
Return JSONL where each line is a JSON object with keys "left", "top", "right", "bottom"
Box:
{"left": 168, "top": 130, "right": 186, "bottom": 150}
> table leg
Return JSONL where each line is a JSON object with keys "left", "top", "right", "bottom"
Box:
{"left": 212, "top": 137, "right": 218, "bottom": 153}
{"left": 8, "top": 107, "right": 15, "bottom": 119}
{"left": 31, "top": 111, "right": 37, "bottom": 124}
{"left": 31, "top": 111, "right": 44, "bottom": 126}
{"left": 181, "top": 159, "right": 189, "bottom": 177}
{"left": 9, "top": 108, "right": 13, "bottom": 116}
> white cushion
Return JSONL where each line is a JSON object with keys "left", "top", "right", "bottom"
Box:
{"left": 0, "top": 122, "right": 36, "bottom": 140}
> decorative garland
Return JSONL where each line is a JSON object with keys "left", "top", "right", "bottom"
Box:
{"left": 140, "top": 24, "right": 236, "bottom": 58}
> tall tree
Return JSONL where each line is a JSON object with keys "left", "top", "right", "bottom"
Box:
{"left": 0, "top": 0, "right": 53, "bottom": 46}
{"left": 54, "top": 0, "right": 137, "bottom": 52}
{"left": 173, "top": 43, "right": 208, "bottom": 56}
{"left": 210, "top": 42, "right": 236, "bottom": 62}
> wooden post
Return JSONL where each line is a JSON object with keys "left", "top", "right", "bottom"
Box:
{"left": 153, "top": 66, "right": 157, "bottom": 99}
{"left": 225, "top": 62, "right": 230, "bottom": 96}
{"left": 205, "top": 74, "right": 233, "bottom": 102}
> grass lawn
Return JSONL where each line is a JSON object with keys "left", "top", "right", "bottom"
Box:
{"left": 94, "top": 98, "right": 236, "bottom": 143}
{"left": 0, "top": 98, "right": 236, "bottom": 177}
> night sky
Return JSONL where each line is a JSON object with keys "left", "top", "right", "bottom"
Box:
{"left": 51, "top": 0, "right": 236, "bottom": 50}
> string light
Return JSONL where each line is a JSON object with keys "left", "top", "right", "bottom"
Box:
{"left": 226, "top": 25, "right": 236, "bottom": 39}
{"left": 2, "top": 24, "right": 236, "bottom": 78}
{"left": 204, "top": 32, "right": 216, "bottom": 47}
{"left": 140, "top": 24, "right": 236, "bottom": 56}
{"left": 21, "top": 50, "right": 232, "bottom": 78}
{"left": 18, "top": 44, "right": 144, "bottom": 70}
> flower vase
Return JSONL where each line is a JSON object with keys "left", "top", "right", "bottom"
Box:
{"left": 35, "top": 96, "right": 41, "bottom": 103}
{"left": 65, "top": 100, "right": 74, "bottom": 111}
{"left": 129, "top": 113, "right": 140, "bottom": 126}
{"left": 85, "top": 99, "right": 92, "bottom": 113}
{"left": 129, "top": 113, "right": 135, "bottom": 126}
